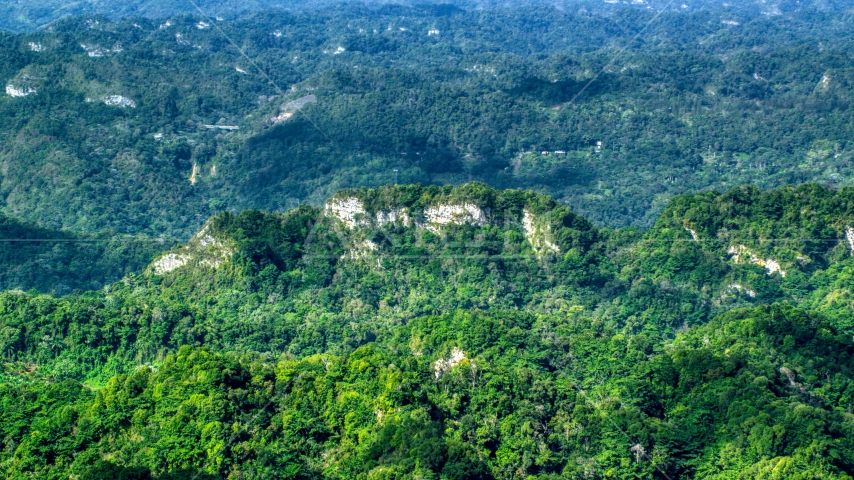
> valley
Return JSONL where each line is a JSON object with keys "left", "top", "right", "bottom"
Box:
{"left": 1, "top": 6, "right": 854, "bottom": 238}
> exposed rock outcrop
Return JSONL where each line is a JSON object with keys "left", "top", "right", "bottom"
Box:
{"left": 727, "top": 245, "right": 786, "bottom": 277}
{"left": 324, "top": 198, "right": 483, "bottom": 231}
{"left": 5, "top": 85, "right": 35, "bottom": 97}
{"left": 523, "top": 210, "right": 560, "bottom": 255}
{"left": 150, "top": 222, "right": 234, "bottom": 274}
{"left": 422, "top": 203, "right": 487, "bottom": 233}
{"left": 846, "top": 226, "right": 854, "bottom": 255}
{"left": 433, "top": 348, "right": 467, "bottom": 380}
{"left": 103, "top": 95, "right": 136, "bottom": 108}
{"left": 341, "top": 240, "right": 379, "bottom": 260}
{"left": 325, "top": 196, "right": 564, "bottom": 255}
{"left": 727, "top": 283, "right": 756, "bottom": 298}
{"left": 685, "top": 227, "right": 699, "bottom": 242}
{"left": 376, "top": 209, "right": 411, "bottom": 227}
{"left": 152, "top": 253, "right": 189, "bottom": 274}
{"left": 325, "top": 197, "right": 369, "bottom": 229}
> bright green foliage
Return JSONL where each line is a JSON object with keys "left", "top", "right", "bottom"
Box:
{"left": 1, "top": 306, "right": 852, "bottom": 478}
{"left": 3, "top": 3, "right": 854, "bottom": 477}
{"left": 3, "top": 183, "right": 854, "bottom": 477}
{"left": 0, "top": 184, "right": 613, "bottom": 381}
{"left": 615, "top": 184, "right": 854, "bottom": 334}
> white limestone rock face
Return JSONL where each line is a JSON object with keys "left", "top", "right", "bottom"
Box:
{"left": 727, "top": 283, "right": 756, "bottom": 298}
{"left": 325, "top": 197, "right": 414, "bottom": 229}
{"left": 326, "top": 197, "right": 369, "bottom": 229}
{"left": 763, "top": 259, "right": 785, "bottom": 276}
{"left": 377, "top": 209, "right": 411, "bottom": 227}
{"left": 325, "top": 197, "right": 492, "bottom": 233}
{"left": 818, "top": 73, "right": 831, "bottom": 92}
{"left": 846, "top": 226, "right": 854, "bottom": 255}
{"left": 422, "top": 203, "right": 487, "bottom": 233}
{"left": 523, "top": 210, "right": 560, "bottom": 255}
{"left": 727, "top": 245, "right": 786, "bottom": 277}
{"left": 194, "top": 224, "right": 217, "bottom": 248}
{"left": 151, "top": 222, "right": 234, "bottom": 274}
{"left": 6, "top": 85, "right": 35, "bottom": 97}
{"left": 80, "top": 44, "right": 107, "bottom": 57}
{"left": 103, "top": 95, "right": 136, "bottom": 108}
{"left": 189, "top": 223, "right": 234, "bottom": 269}
{"left": 342, "top": 240, "right": 379, "bottom": 260}
{"left": 152, "top": 253, "right": 190, "bottom": 274}
{"left": 685, "top": 227, "right": 699, "bottom": 242}
{"left": 433, "top": 348, "right": 467, "bottom": 380}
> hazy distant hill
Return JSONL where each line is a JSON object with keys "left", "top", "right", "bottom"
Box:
{"left": 1, "top": 5, "right": 853, "bottom": 238}
{"left": 2, "top": 2, "right": 854, "bottom": 478}
{"left": 0, "top": 0, "right": 849, "bottom": 32}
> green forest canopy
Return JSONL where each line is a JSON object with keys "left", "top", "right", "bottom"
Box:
{"left": 1, "top": 183, "right": 854, "bottom": 478}
{"left": 0, "top": 0, "right": 844, "bottom": 33}
{"left": 4, "top": 3, "right": 854, "bottom": 477}
{"left": 2, "top": 6, "right": 854, "bottom": 238}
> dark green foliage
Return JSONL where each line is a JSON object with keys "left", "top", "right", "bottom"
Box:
{"left": 610, "top": 184, "right": 854, "bottom": 333}
{"left": 0, "top": 213, "right": 171, "bottom": 293}
{"left": 0, "top": 0, "right": 832, "bottom": 34}
{"left": 2, "top": 3, "right": 854, "bottom": 474}
{"left": 3, "top": 6, "right": 854, "bottom": 238}
{"left": 0, "top": 184, "right": 614, "bottom": 380}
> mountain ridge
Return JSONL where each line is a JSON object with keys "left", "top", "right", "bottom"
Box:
{"left": 3, "top": 3, "right": 854, "bottom": 473}
{"left": 3, "top": 183, "right": 854, "bottom": 478}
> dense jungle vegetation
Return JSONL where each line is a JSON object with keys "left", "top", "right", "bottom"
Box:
{"left": 3, "top": 4, "right": 854, "bottom": 239}
{"left": 0, "top": 213, "right": 172, "bottom": 293}
{"left": 3, "top": 2, "right": 854, "bottom": 478}
{"left": 2, "top": 182, "right": 854, "bottom": 478}
{"left": 0, "top": 0, "right": 846, "bottom": 33}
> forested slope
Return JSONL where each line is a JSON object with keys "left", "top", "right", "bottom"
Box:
{"left": 0, "top": 213, "right": 171, "bottom": 293}
{"left": 0, "top": 0, "right": 845, "bottom": 33}
{"left": 1, "top": 183, "right": 854, "bottom": 478}
{"left": 3, "top": 306, "right": 852, "bottom": 479}
{"left": 2, "top": 6, "right": 854, "bottom": 237}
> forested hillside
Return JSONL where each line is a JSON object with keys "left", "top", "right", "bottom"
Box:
{"left": 2, "top": 5, "right": 854, "bottom": 238}
{"left": 3, "top": 2, "right": 854, "bottom": 476}
{"left": 2, "top": 183, "right": 854, "bottom": 478}
{"left": 0, "top": 213, "right": 171, "bottom": 293}
{"left": 1, "top": 0, "right": 846, "bottom": 33}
